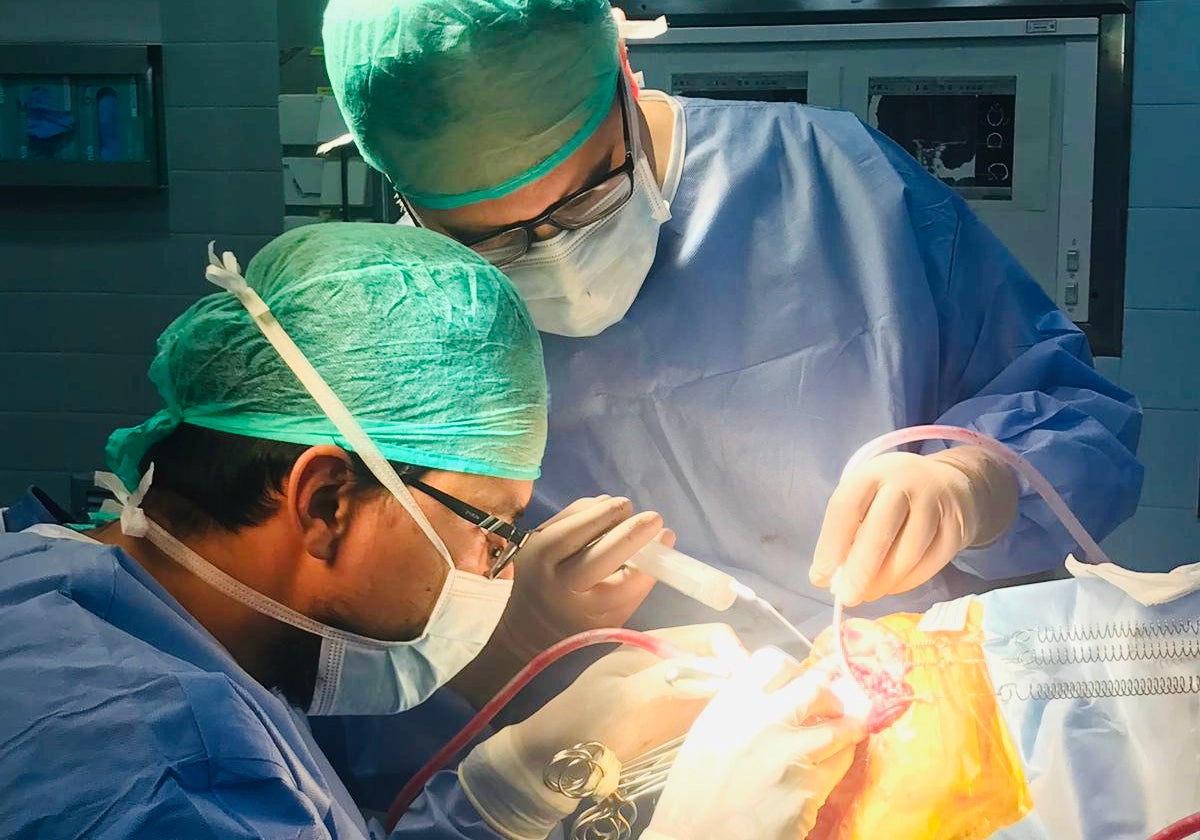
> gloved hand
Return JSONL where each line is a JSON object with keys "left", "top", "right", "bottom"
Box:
{"left": 495, "top": 495, "right": 668, "bottom": 660}
{"left": 643, "top": 647, "right": 867, "bottom": 840}
{"left": 810, "top": 446, "right": 1018, "bottom": 606}
{"left": 451, "top": 495, "right": 670, "bottom": 708}
{"left": 459, "top": 624, "right": 745, "bottom": 840}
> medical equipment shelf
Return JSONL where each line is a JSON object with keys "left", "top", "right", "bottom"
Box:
{"left": 0, "top": 44, "right": 165, "bottom": 189}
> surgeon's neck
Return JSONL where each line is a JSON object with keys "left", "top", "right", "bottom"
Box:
{"left": 94, "top": 520, "right": 320, "bottom": 704}
{"left": 637, "top": 95, "right": 675, "bottom": 188}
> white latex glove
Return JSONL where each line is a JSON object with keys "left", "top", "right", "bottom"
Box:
{"left": 810, "top": 445, "right": 1018, "bottom": 606}
{"left": 451, "top": 496, "right": 672, "bottom": 709}
{"left": 643, "top": 647, "right": 867, "bottom": 840}
{"left": 459, "top": 624, "right": 745, "bottom": 840}
{"left": 492, "top": 495, "right": 667, "bottom": 661}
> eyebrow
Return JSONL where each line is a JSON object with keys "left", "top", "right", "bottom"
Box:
{"left": 476, "top": 493, "right": 526, "bottom": 524}
{"left": 451, "top": 133, "right": 624, "bottom": 242}
{"left": 577, "top": 138, "right": 623, "bottom": 194}
{"left": 437, "top": 217, "right": 495, "bottom": 242}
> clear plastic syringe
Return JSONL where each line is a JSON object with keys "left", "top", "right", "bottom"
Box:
{"left": 627, "top": 539, "right": 741, "bottom": 611}
{"left": 628, "top": 540, "right": 813, "bottom": 650}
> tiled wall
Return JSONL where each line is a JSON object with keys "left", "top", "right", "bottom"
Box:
{"left": 1099, "top": 0, "right": 1200, "bottom": 568}
{"left": 0, "top": 0, "right": 282, "bottom": 504}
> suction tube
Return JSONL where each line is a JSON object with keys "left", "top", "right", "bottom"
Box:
{"left": 1148, "top": 812, "right": 1200, "bottom": 840}
{"left": 841, "top": 424, "right": 1112, "bottom": 566}
{"left": 832, "top": 424, "right": 1113, "bottom": 684}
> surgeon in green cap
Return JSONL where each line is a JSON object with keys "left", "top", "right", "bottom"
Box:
{"left": 322, "top": 0, "right": 1143, "bottom": 650}
{"left": 0, "top": 222, "right": 867, "bottom": 840}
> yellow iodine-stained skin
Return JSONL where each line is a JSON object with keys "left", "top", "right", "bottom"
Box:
{"left": 805, "top": 602, "right": 1032, "bottom": 840}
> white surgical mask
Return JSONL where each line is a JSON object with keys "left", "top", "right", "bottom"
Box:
{"left": 502, "top": 153, "right": 671, "bottom": 337}
{"left": 95, "top": 469, "right": 511, "bottom": 715}
{"left": 95, "top": 245, "right": 514, "bottom": 716}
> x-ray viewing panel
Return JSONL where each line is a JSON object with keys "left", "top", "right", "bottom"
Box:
{"left": 867, "top": 76, "right": 1016, "bottom": 202}
{"left": 836, "top": 43, "right": 1058, "bottom": 219}
{"left": 629, "top": 19, "right": 1098, "bottom": 324}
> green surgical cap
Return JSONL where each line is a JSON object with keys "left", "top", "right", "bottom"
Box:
{"left": 323, "top": 0, "right": 620, "bottom": 209}
{"left": 107, "top": 223, "right": 548, "bottom": 490}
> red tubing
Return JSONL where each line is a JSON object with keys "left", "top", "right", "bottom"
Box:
{"left": 1149, "top": 812, "right": 1200, "bottom": 840}
{"left": 383, "top": 628, "right": 683, "bottom": 832}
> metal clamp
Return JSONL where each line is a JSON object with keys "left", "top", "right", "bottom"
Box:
{"left": 544, "top": 738, "right": 686, "bottom": 840}
{"left": 544, "top": 742, "right": 622, "bottom": 801}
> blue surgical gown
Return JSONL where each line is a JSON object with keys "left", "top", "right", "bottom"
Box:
{"left": 529, "top": 99, "right": 1144, "bottom": 634}
{"left": 0, "top": 529, "right": 500, "bottom": 840}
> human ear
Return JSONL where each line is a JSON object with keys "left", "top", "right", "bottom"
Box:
{"left": 287, "top": 446, "right": 358, "bottom": 562}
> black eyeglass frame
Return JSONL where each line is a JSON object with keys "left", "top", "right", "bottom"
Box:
{"left": 397, "top": 468, "right": 531, "bottom": 579}
{"left": 395, "top": 76, "right": 638, "bottom": 267}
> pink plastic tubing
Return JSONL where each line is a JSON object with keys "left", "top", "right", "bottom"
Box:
{"left": 1148, "top": 812, "right": 1200, "bottom": 840}
{"left": 383, "top": 628, "right": 683, "bottom": 832}
{"left": 841, "top": 424, "right": 1113, "bottom": 565}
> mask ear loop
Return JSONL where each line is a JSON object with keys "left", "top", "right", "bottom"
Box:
{"left": 203, "top": 243, "right": 454, "bottom": 568}
{"left": 94, "top": 468, "right": 432, "bottom": 652}
{"left": 613, "top": 75, "right": 672, "bottom": 230}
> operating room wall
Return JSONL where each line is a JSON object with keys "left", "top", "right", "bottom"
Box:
{"left": 1097, "top": 0, "right": 1200, "bottom": 566}
{"left": 0, "top": 0, "right": 283, "bottom": 504}
{"left": 0, "top": 1, "right": 1195, "bottom": 564}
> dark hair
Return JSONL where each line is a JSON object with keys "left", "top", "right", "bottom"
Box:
{"left": 138, "top": 424, "right": 423, "bottom": 536}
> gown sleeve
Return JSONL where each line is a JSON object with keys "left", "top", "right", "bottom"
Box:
{"left": 868, "top": 126, "right": 1144, "bottom": 578}
{"left": 99, "top": 767, "right": 499, "bottom": 840}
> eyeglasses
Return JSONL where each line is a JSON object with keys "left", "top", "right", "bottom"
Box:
{"left": 397, "top": 78, "right": 637, "bottom": 268}
{"left": 400, "top": 473, "right": 530, "bottom": 579}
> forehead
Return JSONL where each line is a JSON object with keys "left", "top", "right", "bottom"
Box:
{"left": 413, "top": 96, "right": 624, "bottom": 236}
{"left": 428, "top": 471, "right": 534, "bottom": 517}
{"left": 478, "top": 479, "right": 534, "bottom": 517}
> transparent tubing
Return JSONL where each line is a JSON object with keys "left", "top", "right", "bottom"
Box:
{"left": 841, "top": 424, "right": 1112, "bottom": 565}
{"left": 833, "top": 428, "right": 1199, "bottom": 840}
{"left": 832, "top": 424, "right": 1113, "bottom": 683}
